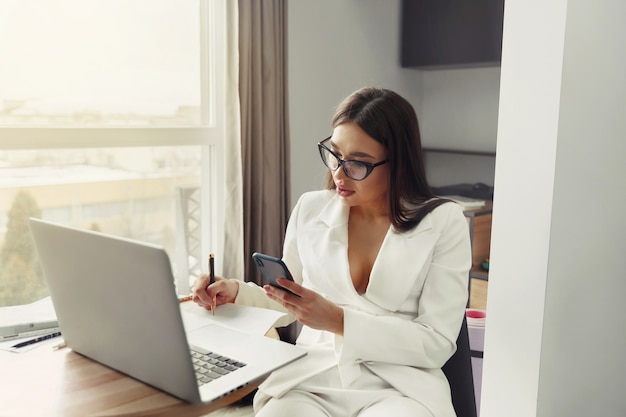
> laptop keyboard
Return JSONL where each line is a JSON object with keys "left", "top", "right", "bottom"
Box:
{"left": 190, "top": 349, "right": 247, "bottom": 386}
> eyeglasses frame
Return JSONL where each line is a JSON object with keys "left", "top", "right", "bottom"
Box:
{"left": 317, "top": 136, "right": 388, "bottom": 181}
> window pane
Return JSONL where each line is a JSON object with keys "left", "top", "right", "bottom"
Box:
{"left": 0, "top": 147, "right": 202, "bottom": 306}
{"left": 0, "top": 0, "right": 203, "bottom": 127}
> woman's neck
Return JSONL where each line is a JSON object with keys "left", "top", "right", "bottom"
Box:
{"left": 350, "top": 203, "right": 389, "bottom": 223}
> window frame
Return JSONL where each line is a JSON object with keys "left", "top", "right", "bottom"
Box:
{"left": 0, "top": 0, "right": 227, "bottom": 293}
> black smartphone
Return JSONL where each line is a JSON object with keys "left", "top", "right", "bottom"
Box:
{"left": 251, "top": 252, "right": 298, "bottom": 296}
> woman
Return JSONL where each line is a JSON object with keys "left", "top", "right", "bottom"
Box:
{"left": 193, "top": 87, "right": 471, "bottom": 416}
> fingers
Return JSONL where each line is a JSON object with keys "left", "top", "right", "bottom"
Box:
{"left": 192, "top": 274, "right": 218, "bottom": 307}
{"left": 263, "top": 278, "right": 307, "bottom": 308}
{"left": 263, "top": 286, "right": 295, "bottom": 312}
{"left": 275, "top": 278, "right": 305, "bottom": 297}
{"left": 192, "top": 277, "right": 238, "bottom": 311}
{"left": 263, "top": 281, "right": 344, "bottom": 334}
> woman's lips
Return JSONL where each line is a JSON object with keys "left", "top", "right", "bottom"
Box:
{"left": 336, "top": 186, "right": 355, "bottom": 198}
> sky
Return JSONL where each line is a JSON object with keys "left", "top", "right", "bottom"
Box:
{"left": 0, "top": 0, "right": 201, "bottom": 110}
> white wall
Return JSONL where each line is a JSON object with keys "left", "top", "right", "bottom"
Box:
{"left": 287, "top": 0, "right": 500, "bottom": 202}
{"left": 482, "top": 0, "right": 626, "bottom": 416}
{"left": 288, "top": 0, "right": 421, "bottom": 200}
{"left": 423, "top": 152, "right": 496, "bottom": 188}
{"left": 420, "top": 67, "right": 501, "bottom": 187}
{"left": 421, "top": 67, "right": 501, "bottom": 154}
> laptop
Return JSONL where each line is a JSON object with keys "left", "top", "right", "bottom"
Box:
{"left": 29, "top": 218, "right": 306, "bottom": 404}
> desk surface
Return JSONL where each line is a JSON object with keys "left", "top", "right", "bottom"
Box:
{"left": 0, "top": 339, "right": 264, "bottom": 417}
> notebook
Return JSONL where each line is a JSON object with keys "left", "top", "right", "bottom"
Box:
{"left": 28, "top": 218, "right": 306, "bottom": 404}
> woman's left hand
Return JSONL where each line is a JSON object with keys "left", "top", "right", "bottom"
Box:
{"left": 264, "top": 278, "right": 344, "bottom": 335}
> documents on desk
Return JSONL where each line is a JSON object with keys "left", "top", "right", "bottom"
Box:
{"left": 0, "top": 296, "right": 58, "bottom": 340}
{"left": 1, "top": 301, "right": 284, "bottom": 353}
{"left": 179, "top": 301, "right": 287, "bottom": 336}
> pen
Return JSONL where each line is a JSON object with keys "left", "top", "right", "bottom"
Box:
{"left": 11, "top": 331, "right": 62, "bottom": 349}
{"left": 209, "top": 253, "right": 216, "bottom": 316}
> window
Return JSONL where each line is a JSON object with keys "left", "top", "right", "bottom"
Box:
{"left": 0, "top": 0, "right": 226, "bottom": 306}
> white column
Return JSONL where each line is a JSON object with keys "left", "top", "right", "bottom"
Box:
{"left": 482, "top": 1, "right": 626, "bottom": 416}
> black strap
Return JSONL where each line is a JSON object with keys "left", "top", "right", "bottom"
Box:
{"left": 470, "top": 349, "right": 483, "bottom": 359}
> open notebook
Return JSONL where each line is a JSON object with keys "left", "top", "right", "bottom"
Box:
{"left": 29, "top": 218, "right": 306, "bottom": 404}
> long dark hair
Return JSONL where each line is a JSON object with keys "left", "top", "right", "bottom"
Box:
{"left": 325, "top": 87, "right": 449, "bottom": 232}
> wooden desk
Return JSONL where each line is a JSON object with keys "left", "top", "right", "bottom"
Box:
{"left": 0, "top": 336, "right": 269, "bottom": 417}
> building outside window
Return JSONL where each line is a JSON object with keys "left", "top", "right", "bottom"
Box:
{"left": 0, "top": 0, "right": 225, "bottom": 306}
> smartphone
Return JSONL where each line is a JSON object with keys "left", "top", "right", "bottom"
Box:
{"left": 251, "top": 252, "right": 298, "bottom": 296}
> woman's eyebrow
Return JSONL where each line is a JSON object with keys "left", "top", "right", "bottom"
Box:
{"left": 351, "top": 151, "right": 376, "bottom": 159}
{"left": 329, "top": 140, "right": 377, "bottom": 159}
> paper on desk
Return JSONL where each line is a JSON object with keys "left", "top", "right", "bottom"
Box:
{"left": 179, "top": 302, "right": 287, "bottom": 336}
{"left": 0, "top": 331, "right": 63, "bottom": 353}
{"left": 0, "top": 296, "right": 58, "bottom": 338}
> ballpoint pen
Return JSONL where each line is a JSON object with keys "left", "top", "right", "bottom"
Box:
{"left": 11, "top": 330, "right": 62, "bottom": 350}
{"left": 209, "top": 253, "right": 216, "bottom": 316}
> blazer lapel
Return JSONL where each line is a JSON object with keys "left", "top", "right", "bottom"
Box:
{"left": 318, "top": 194, "right": 349, "bottom": 229}
{"left": 299, "top": 196, "right": 355, "bottom": 301}
{"left": 300, "top": 194, "right": 441, "bottom": 312}
{"left": 366, "top": 215, "right": 439, "bottom": 311}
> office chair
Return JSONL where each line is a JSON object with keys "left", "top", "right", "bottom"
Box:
{"left": 442, "top": 316, "right": 478, "bottom": 417}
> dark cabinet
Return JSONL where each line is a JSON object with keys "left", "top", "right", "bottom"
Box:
{"left": 401, "top": 0, "right": 505, "bottom": 69}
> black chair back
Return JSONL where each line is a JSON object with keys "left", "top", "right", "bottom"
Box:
{"left": 442, "top": 316, "right": 478, "bottom": 417}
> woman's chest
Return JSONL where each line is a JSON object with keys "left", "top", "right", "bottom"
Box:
{"left": 347, "top": 218, "right": 390, "bottom": 294}
{"left": 297, "top": 224, "right": 437, "bottom": 313}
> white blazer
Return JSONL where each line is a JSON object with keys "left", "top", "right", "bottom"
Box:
{"left": 235, "top": 190, "right": 471, "bottom": 416}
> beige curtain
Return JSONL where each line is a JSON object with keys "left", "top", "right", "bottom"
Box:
{"left": 221, "top": 0, "right": 245, "bottom": 281}
{"left": 238, "top": 0, "right": 290, "bottom": 285}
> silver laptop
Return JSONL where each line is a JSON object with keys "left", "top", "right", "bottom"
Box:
{"left": 29, "top": 218, "right": 306, "bottom": 404}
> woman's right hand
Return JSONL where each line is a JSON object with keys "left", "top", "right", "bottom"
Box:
{"left": 192, "top": 275, "right": 239, "bottom": 312}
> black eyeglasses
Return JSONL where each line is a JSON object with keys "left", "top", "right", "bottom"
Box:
{"left": 317, "top": 136, "right": 388, "bottom": 181}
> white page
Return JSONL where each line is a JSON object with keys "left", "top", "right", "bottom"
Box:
{"left": 179, "top": 302, "right": 287, "bottom": 336}
{"left": 0, "top": 297, "right": 58, "bottom": 338}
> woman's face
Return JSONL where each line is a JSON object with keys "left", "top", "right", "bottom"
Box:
{"left": 328, "top": 122, "right": 389, "bottom": 213}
